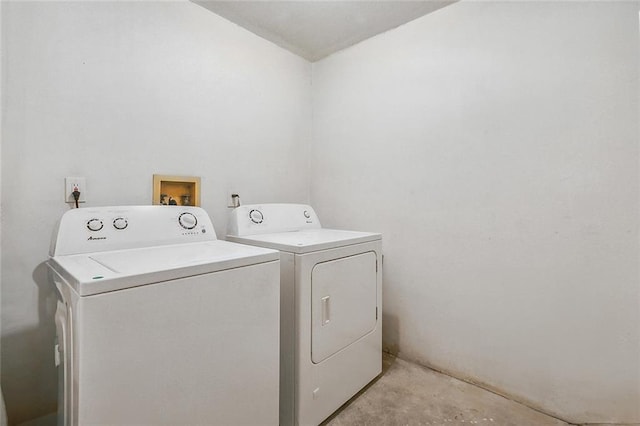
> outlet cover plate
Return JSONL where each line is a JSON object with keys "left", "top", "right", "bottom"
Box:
{"left": 65, "top": 177, "right": 86, "bottom": 203}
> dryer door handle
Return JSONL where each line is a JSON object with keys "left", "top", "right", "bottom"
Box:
{"left": 321, "top": 296, "right": 331, "bottom": 326}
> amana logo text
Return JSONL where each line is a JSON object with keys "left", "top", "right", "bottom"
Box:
{"left": 88, "top": 236, "right": 107, "bottom": 241}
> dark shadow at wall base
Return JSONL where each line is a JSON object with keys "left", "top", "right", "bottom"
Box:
{"left": 1, "top": 327, "right": 57, "bottom": 426}
{"left": 1, "top": 262, "right": 58, "bottom": 425}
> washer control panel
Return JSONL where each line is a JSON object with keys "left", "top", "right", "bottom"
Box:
{"left": 51, "top": 206, "right": 217, "bottom": 256}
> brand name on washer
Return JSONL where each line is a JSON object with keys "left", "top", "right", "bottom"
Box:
{"left": 88, "top": 236, "right": 107, "bottom": 241}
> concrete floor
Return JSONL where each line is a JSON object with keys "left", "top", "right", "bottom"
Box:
{"left": 323, "top": 353, "right": 569, "bottom": 426}
{"left": 18, "top": 354, "right": 630, "bottom": 426}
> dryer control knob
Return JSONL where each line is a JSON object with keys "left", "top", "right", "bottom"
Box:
{"left": 178, "top": 212, "right": 197, "bottom": 230}
{"left": 87, "top": 218, "right": 104, "bottom": 232}
{"left": 113, "top": 217, "right": 128, "bottom": 230}
{"left": 249, "top": 209, "right": 264, "bottom": 224}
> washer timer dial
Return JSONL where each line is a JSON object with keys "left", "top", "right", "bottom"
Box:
{"left": 86, "top": 219, "right": 104, "bottom": 232}
{"left": 113, "top": 217, "right": 128, "bottom": 230}
{"left": 178, "top": 212, "right": 198, "bottom": 230}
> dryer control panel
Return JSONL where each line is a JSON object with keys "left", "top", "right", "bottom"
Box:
{"left": 51, "top": 206, "right": 216, "bottom": 256}
{"left": 228, "top": 204, "right": 321, "bottom": 236}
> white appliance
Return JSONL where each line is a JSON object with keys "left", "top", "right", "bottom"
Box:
{"left": 47, "top": 206, "right": 280, "bottom": 426}
{"left": 227, "top": 203, "right": 382, "bottom": 426}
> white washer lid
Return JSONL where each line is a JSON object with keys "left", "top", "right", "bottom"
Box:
{"left": 227, "top": 229, "right": 380, "bottom": 254}
{"left": 48, "top": 240, "right": 279, "bottom": 296}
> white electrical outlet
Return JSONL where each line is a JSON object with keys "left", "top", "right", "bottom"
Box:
{"left": 65, "top": 177, "right": 86, "bottom": 203}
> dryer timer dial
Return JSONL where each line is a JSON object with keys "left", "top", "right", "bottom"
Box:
{"left": 249, "top": 209, "right": 264, "bottom": 224}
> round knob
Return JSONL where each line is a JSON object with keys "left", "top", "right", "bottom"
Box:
{"left": 249, "top": 209, "right": 263, "bottom": 224}
{"left": 87, "top": 218, "right": 104, "bottom": 232}
{"left": 303, "top": 210, "right": 311, "bottom": 219}
{"left": 178, "top": 212, "right": 197, "bottom": 229}
{"left": 113, "top": 217, "right": 128, "bottom": 230}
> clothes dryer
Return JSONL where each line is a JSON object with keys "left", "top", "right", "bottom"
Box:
{"left": 227, "top": 203, "right": 382, "bottom": 426}
{"left": 48, "top": 206, "right": 280, "bottom": 426}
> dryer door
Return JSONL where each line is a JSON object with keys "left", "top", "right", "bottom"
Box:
{"left": 311, "top": 251, "right": 377, "bottom": 363}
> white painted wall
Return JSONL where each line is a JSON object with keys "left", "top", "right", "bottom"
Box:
{"left": 1, "top": 1, "right": 310, "bottom": 423}
{"left": 311, "top": 1, "right": 639, "bottom": 423}
{"left": 3, "top": 0, "right": 639, "bottom": 424}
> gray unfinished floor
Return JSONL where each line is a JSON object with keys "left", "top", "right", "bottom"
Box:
{"left": 18, "top": 353, "right": 629, "bottom": 426}
{"left": 323, "top": 353, "right": 568, "bottom": 426}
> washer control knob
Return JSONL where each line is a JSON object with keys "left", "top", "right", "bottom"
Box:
{"left": 178, "top": 212, "right": 197, "bottom": 230}
{"left": 87, "top": 218, "right": 104, "bottom": 232}
{"left": 249, "top": 209, "right": 264, "bottom": 224}
{"left": 113, "top": 217, "right": 128, "bottom": 230}
{"left": 303, "top": 210, "right": 311, "bottom": 219}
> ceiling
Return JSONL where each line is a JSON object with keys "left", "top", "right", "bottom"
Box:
{"left": 192, "top": 1, "right": 456, "bottom": 62}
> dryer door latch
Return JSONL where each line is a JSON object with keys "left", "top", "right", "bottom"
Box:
{"left": 321, "top": 296, "right": 331, "bottom": 326}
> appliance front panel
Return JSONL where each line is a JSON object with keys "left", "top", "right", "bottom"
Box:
{"left": 311, "top": 252, "right": 377, "bottom": 363}
{"left": 295, "top": 241, "right": 382, "bottom": 426}
{"left": 73, "top": 261, "right": 280, "bottom": 425}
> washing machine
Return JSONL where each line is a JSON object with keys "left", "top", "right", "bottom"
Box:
{"left": 227, "top": 203, "right": 382, "bottom": 426}
{"left": 47, "top": 206, "right": 280, "bottom": 426}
